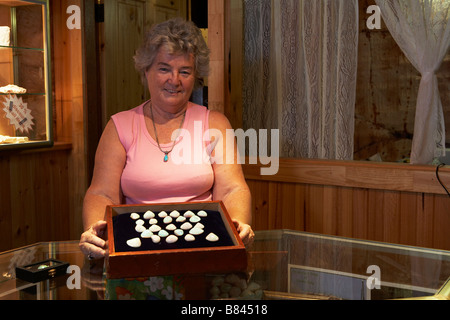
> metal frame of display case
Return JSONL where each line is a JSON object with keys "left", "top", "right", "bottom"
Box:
{"left": 0, "top": 0, "right": 52, "bottom": 150}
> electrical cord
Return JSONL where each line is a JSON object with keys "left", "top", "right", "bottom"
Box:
{"left": 436, "top": 163, "right": 450, "bottom": 197}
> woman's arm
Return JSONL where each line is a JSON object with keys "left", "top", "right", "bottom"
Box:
{"left": 209, "top": 111, "right": 254, "bottom": 246}
{"left": 79, "top": 120, "right": 126, "bottom": 259}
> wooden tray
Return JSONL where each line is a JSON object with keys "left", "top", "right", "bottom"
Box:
{"left": 105, "top": 201, "right": 247, "bottom": 279}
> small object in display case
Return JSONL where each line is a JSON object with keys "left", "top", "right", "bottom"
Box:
{"left": 0, "top": 0, "right": 52, "bottom": 150}
{"left": 15, "top": 259, "right": 69, "bottom": 283}
{"left": 106, "top": 201, "right": 248, "bottom": 279}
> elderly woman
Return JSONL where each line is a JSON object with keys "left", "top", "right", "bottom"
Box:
{"left": 79, "top": 18, "right": 253, "bottom": 260}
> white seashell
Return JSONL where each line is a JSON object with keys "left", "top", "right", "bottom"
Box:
{"left": 183, "top": 210, "right": 194, "bottom": 218}
{"left": 180, "top": 222, "right": 193, "bottom": 230}
{"left": 166, "top": 223, "right": 176, "bottom": 231}
{"left": 158, "top": 230, "right": 169, "bottom": 237}
{"left": 166, "top": 235, "right": 178, "bottom": 244}
{"left": 135, "top": 225, "right": 146, "bottom": 233}
{"left": 194, "top": 222, "right": 205, "bottom": 229}
{"left": 149, "top": 225, "right": 161, "bottom": 232}
{"left": 149, "top": 218, "right": 158, "bottom": 225}
{"left": 189, "top": 227, "right": 204, "bottom": 235}
{"left": 158, "top": 211, "right": 168, "bottom": 218}
{"left": 197, "top": 210, "right": 208, "bottom": 217}
{"left": 163, "top": 216, "right": 173, "bottom": 224}
{"left": 141, "top": 229, "right": 153, "bottom": 238}
{"left": 169, "top": 210, "right": 180, "bottom": 218}
{"left": 176, "top": 216, "right": 186, "bottom": 223}
{"left": 135, "top": 219, "right": 145, "bottom": 226}
{"left": 143, "top": 210, "right": 155, "bottom": 219}
{"left": 127, "top": 237, "right": 141, "bottom": 248}
{"left": 151, "top": 235, "right": 161, "bottom": 244}
{"left": 185, "top": 234, "right": 195, "bottom": 242}
{"left": 206, "top": 233, "right": 219, "bottom": 242}
{"left": 130, "top": 213, "right": 140, "bottom": 220}
{"left": 189, "top": 215, "right": 201, "bottom": 223}
{"left": 174, "top": 229, "right": 184, "bottom": 236}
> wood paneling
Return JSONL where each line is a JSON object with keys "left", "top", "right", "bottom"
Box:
{"left": 244, "top": 159, "right": 450, "bottom": 251}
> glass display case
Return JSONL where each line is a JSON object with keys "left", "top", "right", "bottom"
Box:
{"left": 0, "top": 0, "right": 52, "bottom": 150}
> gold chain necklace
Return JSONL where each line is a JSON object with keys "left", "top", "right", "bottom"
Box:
{"left": 149, "top": 102, "right": 186, "bottom": 162}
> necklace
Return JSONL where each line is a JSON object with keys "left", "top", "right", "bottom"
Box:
{"left": 149, "top": 102, "right": 186, "bottom": 162}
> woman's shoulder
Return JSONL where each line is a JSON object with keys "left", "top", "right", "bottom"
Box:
{"left": 208, "top": 109, "right": 233, "bottom": 131}
{"left": 111, "top": 104, "right": 143, "bottom": 121}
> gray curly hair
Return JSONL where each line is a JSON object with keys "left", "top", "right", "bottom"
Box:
{"left": 134, "top": 18, "right": 210, "bottom": 90}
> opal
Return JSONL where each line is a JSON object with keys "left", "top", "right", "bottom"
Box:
{"left": 127, "top": 237, "right": 141, "bottom": 248}
{"left": 149, "top": 218, "right": 158, "bottom": 225}
{"left": 194, "top": 222, "right": 205, "bottom": 229}
{"left": 166, "top": 235, "right": 178, "bottom": 244}
{"left": 143, "top": 211, "right": 155, "bottom": 219}
{"left": 135, "top": 225, "right": 146, "bottom": 233}
{"left": 141, "top": 230, "right": 153, "bottom": 238}
{"left": 158, "top": 230, "right": 169, "bottom": 237}
{"left": 166, "top": 223, "right": 176, "bottom": 231}
{"left": 151, "top": 235, "right": 161, "bottom": 244}
{"left": 189, "top": 227, "right": 204, "bottom": 235}
{"left": 183, "top": 210, "right": 194, "bottom": 218}
{"left": 197, "top": 210, "right": 208, "bottom": 217}
{"left": 130, "top": 213, "right": 140, "bottom": 220}
{"left": 163, "top": 216, "right": 173, "bottom": 224}
{"left": 189, "top": 215, "right": 201, "bottom": 223}
{"left": 169, "top": 210, "right": 180, "bottom": 218}
{"left": 158, "top": 211, "right": 168, "bottom": 218}
{"left": 135, "top": 219, "right": 145, "bottom": 226}
{"left": 176, "top": 216, "right": 186, "bottom": 223}
{"left": 185, "top": 234, "right": 195, "bottom": 242}
{"left": 180, "top": 222, "right": 193, "bottom": 230}
{"left": 149, "top": 225, "right": 161, "bottom": 232}
{"left": 206, "top": 233, "right": 219, "bottom": 242}
{"left": 174, "top": 229, "right": 184, "bottom": 236}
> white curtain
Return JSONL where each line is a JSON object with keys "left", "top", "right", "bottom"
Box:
{"left": 375, "top": 0, "right": 450, "bottom": 164}
{"left": 242, "top": 0, "right": 359, "bottom": 159}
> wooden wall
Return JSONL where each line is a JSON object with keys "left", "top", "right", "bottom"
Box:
{"left": 244, "top": 159, "right": 450, "bottom": 251}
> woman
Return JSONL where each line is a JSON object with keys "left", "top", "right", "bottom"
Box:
{"left": 79, "top": 18, "right": 253, "bottom": 260}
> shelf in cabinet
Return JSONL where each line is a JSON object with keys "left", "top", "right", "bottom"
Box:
{"left": 0, "top": 45, "right": 44, "bottom": 52}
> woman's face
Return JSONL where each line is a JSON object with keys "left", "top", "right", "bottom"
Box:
{"left": 145, "top": 47, "right": 196, "bottom": 112}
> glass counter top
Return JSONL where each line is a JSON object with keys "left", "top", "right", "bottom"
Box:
{"left": 0, "top": 230, "right": 449, "bottom": 300}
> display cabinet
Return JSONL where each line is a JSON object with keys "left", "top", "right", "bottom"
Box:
{"left": 0, "top": 0, "right": 52, "bottom": 150}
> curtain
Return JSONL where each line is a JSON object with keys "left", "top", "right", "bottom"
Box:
{"left": 242, "top": 0, "right": 359, "bottom": 159}
{"left": 375, "top": 0, "right": 450, "bottom": 164}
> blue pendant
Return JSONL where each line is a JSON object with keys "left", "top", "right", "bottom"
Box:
{"left": 164, "top": 153, "right": 169, "bottom": 162}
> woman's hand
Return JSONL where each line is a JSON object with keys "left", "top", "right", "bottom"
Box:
{"left": 79, "top": 220, "right": 107, "bottom": 260}
{"left": 233, "top": 220, "right": 255, "bottom": 248}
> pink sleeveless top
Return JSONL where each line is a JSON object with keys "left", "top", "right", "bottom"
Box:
{"left": 111, "top": 101, "right": 214, "bottom": 204}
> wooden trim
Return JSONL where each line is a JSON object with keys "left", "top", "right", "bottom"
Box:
{"left": 243, "top": 158, "right": 450, "bottom": 195}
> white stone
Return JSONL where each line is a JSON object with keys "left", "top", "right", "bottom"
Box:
{"left": 127, "top": 237, "right": 141, "bottom": 248}
{"left": 197, "top": 210, "right": 208, "bottom": 217}
{"left": 189, "top": 215, "right": 201, "bottom": 223}
{"left": 174, "top": 229, "right": 184, "bottom": 236}
{"left": 135, "top": 225, "right": 146, "bottom": 233}
{"left": 169, "top": 210, "right": 180, "bottom": 218}
{"left": 185, "top": 234, "right": 195, "bottom": 242}
{"left": 180, "top": 222, "right": 193, "bottom": 230}
{"left": 189, "top": 227, "right": 204, "bottom": 235}
{"left": 163, "top": 216, "right": 173, "bottom": 224}
{"left": 166, "top": 223, "right": 176, "bottom": 231}
{"left": 158, "top": 230, "right": 169, "bottom": 237}
{"left": 158, "top": 211, "right": 168, "bottom": 218}
{"left": 176, "top": 216, "right": 186, "bottom": 223}
{"left": 149, "top": 225, "right": 161, "bottom": 232}
{"left": 151, "top": 235, "right": 161, "bottom": 244}
{"left": 130, "top": 213, "right": 140, "bottom": 220}
{"left": 206, "top": 233, "right": 219, "bottom": 242}
{"left": 149, "top": 218, "right": 158, "bottom": 225}
{"left": 166, "top": 235, "right": 178, "bottom": 244}
{"left": 194, "top": 223, "right": 205, "bottom": 229}
{"left": 183, "top": 210, "right": 194, "bottom": 218}
{"left": 135, "top": 219, "right": 145, "bottom": 226}
{"left": 141, "top": 230, "right": 153, "bottom": 238}
{"left": 143, "top": 210, "right": 155, "bottom": 219}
